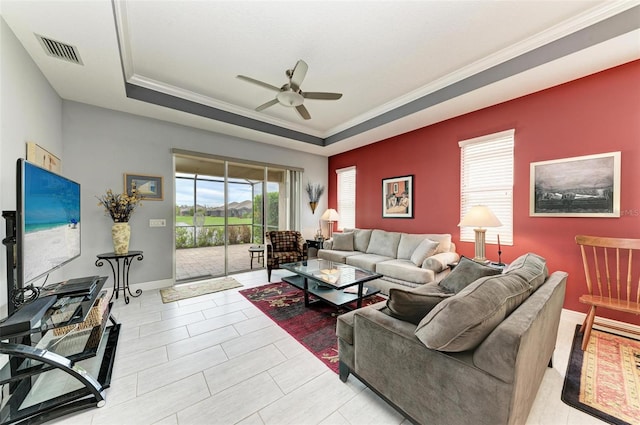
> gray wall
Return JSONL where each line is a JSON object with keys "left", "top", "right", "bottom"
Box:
{"left": 1, "top": 16, "right": 328, "bottom": 317}
{"left": 61, "top": 102, "right": 327, "bottom": 285}
{"left": 0, "top": 17, "right": 63, "bottom": 317}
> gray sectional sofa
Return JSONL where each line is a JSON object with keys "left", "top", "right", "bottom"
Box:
{"left": 318, "top": 228, "right": 460, "bottom": 294}
{"left": 336, "top": 253, "right": 568, "bottom": 425}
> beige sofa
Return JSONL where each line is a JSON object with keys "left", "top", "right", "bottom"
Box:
{"left": 318, "top": 228, "right": 459, "bottom": 294}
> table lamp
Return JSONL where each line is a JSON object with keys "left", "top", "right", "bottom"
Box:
{"left": 458, "top": 205, "right": 502, "bottom": 263}
{"left": 321, "top": 208, "right": 340, "bottom": 239}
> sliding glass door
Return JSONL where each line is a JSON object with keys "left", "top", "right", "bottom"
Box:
{"left": 174, "top": 153, "right": 300, "bottom": 282}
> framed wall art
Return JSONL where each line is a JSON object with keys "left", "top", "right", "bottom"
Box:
{"left": 530, "top": 151, "right": 620, "bottom": 217}
{"left": 125, "top": 173, "right": 164, "bottom": 201}
{"left": 382, "top": 175, "right": 413, "bottom": 218}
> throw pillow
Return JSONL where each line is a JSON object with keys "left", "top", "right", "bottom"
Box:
{"left": 415, "top": 272, "right": 532, "bottom": 352}
{"left": 386, "top": 283, "right": 452, "bottom": 325}
{"left": 503, "top": 252, "right": 548, "bottom": 291}
{"left": 331, "top": 232, "right": 354, "bottom": 251}
{"left": 438, "top": 256, "right": 502, "bottom": 294}
{"left": 410, "top": 239, "right": 440, "bottom": 266}
{"left": 397, "top": 234, "right": 428, "bottom": 260}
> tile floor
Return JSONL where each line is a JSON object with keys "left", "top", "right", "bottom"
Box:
{"left": 51, "top": 269, "right": 606, "bottom": 425}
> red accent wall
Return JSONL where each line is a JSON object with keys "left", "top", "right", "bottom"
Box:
{"left": 328, "top": 60, "right": 640, "bottom": 324}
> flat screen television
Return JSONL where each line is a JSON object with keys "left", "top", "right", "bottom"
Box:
{"left": 16, "top": 159, "right": 81, "bottom": 288}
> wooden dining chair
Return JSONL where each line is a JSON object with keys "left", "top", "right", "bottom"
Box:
{"left": 575, "top": 235, "right": 640, "bottom": 350}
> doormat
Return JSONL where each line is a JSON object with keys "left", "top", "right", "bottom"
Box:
{"left": 239, "top": 282, "right": 385, "bottom": 373}
{"left": 160, "top": 277, "right": 243, "bottom": 303}
{"left": 561, "top": 324, "right": 640, "bottom": 425}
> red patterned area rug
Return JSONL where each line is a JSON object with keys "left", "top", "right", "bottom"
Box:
{"left": 239, "top": 282, "right": 385, "bottom": 373}
{"left": 561, "top": 325, "right": 640, "bottom": 425}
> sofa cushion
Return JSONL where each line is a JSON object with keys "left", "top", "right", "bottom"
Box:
{"left": 376, "top": 259, "right": 436, "bottom": 285}
{"left": 347, "top": 254, "right": 393, "bottom": 272}
{"left": 386, "top": 283, "right": 453, "bottom": 325}
{"left": 410, "top": 239, "right": 440, "bottom": 266}
{"left": 438, "top": 256, "right": 502, "bottom": 294}
{"left": 503, "top": 252, "right": 548, "bottom": 291}
{"left": 343, "top": 228, "right": 374, "bottom": 252}
{"left": 353, "top": 229, "right": 373, "bottom": 252}
{"left": 366, "top": 230, "right": 402, "bottom": 258}
{"left": 332, "top": 232, "right": 354, "bottom": 251}
{"left": 415, "top": 272, "right": 532, "bottom": 352}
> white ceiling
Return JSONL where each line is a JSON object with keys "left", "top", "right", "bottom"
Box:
{"left": 1, "top": 1, "right": 639, "bottom": 157}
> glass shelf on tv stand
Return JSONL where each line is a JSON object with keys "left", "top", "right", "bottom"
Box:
{"left": 0, "top": 276, "right": 121, "bottom": 424}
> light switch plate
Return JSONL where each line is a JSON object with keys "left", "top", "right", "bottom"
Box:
{"left": 149, "top": 219, "right": 166, "bottom": 227}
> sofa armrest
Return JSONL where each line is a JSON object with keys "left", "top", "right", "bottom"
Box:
{"left": 322, "top": 239, "right": 333, "bottom": 249}
{"left": 422, "top": 251, "right": 460, "bottom": 272}
{"left": 473, "top": 271, "right": 567, "bottom": 383}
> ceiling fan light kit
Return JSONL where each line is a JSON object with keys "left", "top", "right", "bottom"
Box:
{"left": 237, "top": 59, "right": 342, "bottom": 120}
{"left": 277, "top": 90, "right": 304, "bottom": 107}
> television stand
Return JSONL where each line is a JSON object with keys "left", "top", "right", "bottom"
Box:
{"left": 0, "top": 276, "right": 120, "bottom": 424}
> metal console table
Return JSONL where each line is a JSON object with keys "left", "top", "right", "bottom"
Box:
{"left": 95, "top": 251, "right": 143, "bottom": 304}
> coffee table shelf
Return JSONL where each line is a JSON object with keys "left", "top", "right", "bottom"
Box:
{"left": 281, "top": 259, "right": 382, "bottom": 309}
{"left": 282, "top": 275, "right": 379, "bottom": 308}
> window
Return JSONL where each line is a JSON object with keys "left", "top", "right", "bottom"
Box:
{"left": 459, "top": 130, "right": 514, "bottom": 245}
{"left": 336, "top": 166, "right": 356, "bottom": 230}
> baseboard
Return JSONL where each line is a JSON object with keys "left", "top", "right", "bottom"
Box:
{"left": 129, "top": 278, "right": 174, "bottom": 293}
{"left": 562, "top": 308, "right": 640, "bottom": 339}
{"left": 128, "top": 276, "right": 239, "bottom": 293}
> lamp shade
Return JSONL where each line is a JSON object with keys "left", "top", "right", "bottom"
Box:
{"left": 458, "top": 205, "right": 502, "bottom": 228}
{"left": 321, "top": 208, "right": 340, "bottom": 221}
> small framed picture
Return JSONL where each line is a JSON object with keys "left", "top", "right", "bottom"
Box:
{"left": 125, "top": 173, "right": 164, "bottom": 200}
{"left": 382, "top": 175, "right": 413, "bottom": 218}
{"left": 26, "top": 142, "right": 61, "bottom": 173}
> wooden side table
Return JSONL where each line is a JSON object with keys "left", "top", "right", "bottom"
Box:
{"left": 96, "top": 251, "right": 143, "bottom": 304}
{"left": 306, "top": 239, "right": 324, "bottom": 258}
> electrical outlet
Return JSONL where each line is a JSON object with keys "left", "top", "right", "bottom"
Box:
{"left": 149, "top": 219, "right": 166, "bottom": 227}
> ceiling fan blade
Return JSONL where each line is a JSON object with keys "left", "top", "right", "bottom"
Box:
{"left": 296, "top": 104, "right": 311, "bottom": 120}
{"left": 302, "top": 92, "right": 343, "bottom": 100}
{"left": 255, "top": 98, "right": 279, "bottom": 112}
{"left": 237, "top": 75, "right": 280, "bottom": 92}
{"left": 290, "top": 60, "right": 308, "bottom": 90}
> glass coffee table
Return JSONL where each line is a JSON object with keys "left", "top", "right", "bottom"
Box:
{"left": 281, "top": 259, "right": 382, "bottom": 309}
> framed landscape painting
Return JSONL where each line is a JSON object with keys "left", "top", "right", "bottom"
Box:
{"left": 530, "top": 151, "right": 620, "bottom": 217}
{"left": 382, "top": 175, "right": 413, "bottom": 218}
{"left": 125, "top": 173, "right": 164, "bottom": 200}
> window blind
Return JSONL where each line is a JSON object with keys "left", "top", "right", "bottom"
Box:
{"left": 336, "top": 166, "right": 356, "bottom": 230}
{"left": 459, "top": 130, "right": 514, "bottom": 245}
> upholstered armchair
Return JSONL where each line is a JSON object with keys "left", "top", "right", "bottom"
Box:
{"left": 266, "top": 231, "right": 308, "bottom": 281}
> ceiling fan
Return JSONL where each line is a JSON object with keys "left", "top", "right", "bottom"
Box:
{"left": 237, "top": 59, "right": 342, "bottom": 120}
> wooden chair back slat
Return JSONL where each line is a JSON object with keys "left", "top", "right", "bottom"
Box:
{"left": 603, "top": 247, "right": 611, "bottom": 298}
{"left": 627, "top": 249, "right": 633, "bottom": 302}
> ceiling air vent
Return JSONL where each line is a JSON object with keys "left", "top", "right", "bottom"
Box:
{"left": 35, "top": 34, "right": 83, "bottom": 65}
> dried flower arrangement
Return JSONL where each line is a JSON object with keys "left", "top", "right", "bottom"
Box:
{"left": 305, "top": 182, "right": 325, "bottom": 203}
{"left": 97, "top": 185, "right": 142, "bottom": 223}
{"left": 305, "top": 182, "right": 325, "bottom": 214}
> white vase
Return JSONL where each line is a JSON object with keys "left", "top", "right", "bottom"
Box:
{"left": 112, "top": 222, "right": 131, "bottom": 255}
